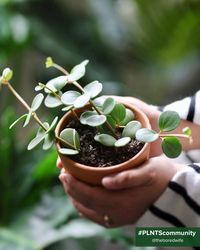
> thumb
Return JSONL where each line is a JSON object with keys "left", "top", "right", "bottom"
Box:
{"left": 102, "top": 163, "right": 155, "bottom": 190}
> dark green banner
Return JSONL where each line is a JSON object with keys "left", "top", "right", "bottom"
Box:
{"left": 135, "top": 227, "right": 200, "bottom": 247}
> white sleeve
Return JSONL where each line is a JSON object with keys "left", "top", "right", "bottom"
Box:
{"left": 137, "top": 91, "right": 200, "bottom": 227}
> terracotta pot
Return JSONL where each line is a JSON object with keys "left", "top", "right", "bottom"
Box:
{"left": 55, "top": 101, "right": 151, "bottom": 185}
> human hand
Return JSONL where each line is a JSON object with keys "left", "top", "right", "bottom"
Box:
{"left": 58, "top": 156, "right": 184, "bottom": 228}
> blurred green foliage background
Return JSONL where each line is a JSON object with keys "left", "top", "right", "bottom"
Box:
{"left": 0, "top": 0, "right": 200, "bottom": 249}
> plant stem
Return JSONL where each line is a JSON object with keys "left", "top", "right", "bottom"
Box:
{"left": 53, "top": 63, "right": 118, "bottom": 139}
{"left": 6, "top": 82, "right": 76, "bottom": 149}
{"left": 159, "top": 133, "right": 190, "bottom": 139}
{"left": 7, "top": 82, "right": 47, "bottom": 131}
{"left": 38, "top": 83, "right": 61, "bottom": 100}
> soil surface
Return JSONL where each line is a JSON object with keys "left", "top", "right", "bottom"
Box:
{"left": 65, "top": 119, "right": 144, "bottom": 168}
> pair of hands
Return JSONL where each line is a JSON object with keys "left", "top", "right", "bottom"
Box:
{"left": 58, "top": 97, "right": 185, "bottom": 228}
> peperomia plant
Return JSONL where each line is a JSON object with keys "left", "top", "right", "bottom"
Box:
{"left": 0, "top": 58, "right": 192, "bottom": 159}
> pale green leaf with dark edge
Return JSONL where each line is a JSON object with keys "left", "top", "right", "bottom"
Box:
{"left": 61, "top": 90, "right": 81, "bottom": 105}
{"left": 158, "top": 111, "right": 180, "bottom": 132}
{"left": 27, "top": 134, "right": 46, "bottom": 150}
{"left": 85, "top": 114, "right": 106, "bottom": 127}
{"left": 60, "top": 128, "right": 80, "bottom": 150}
{"left": 115, "top": 137, "right": 131, "bottom": 147}
{"left": 62, "top": 105, "right": 73, "bottom": 112}
{"left": 44, "top": 94, "right": 62, "bottom": 108}
{"left": 68, "top": 60, "right": 89, "bottom": 82}
{"left": 94, "top": 134, "right": 116, "bottom": 147}
{"left": 31, "top": 93, "right": 44, "bottom": 111}
{"left": 23, "top": 110, "right": 32, "bottom": 127}
{"left": 84, "top": 81, "right": 103, "bottom": 98}
{"left": 80, "top": 111, "right": 97, "bottom": 125}
{"left": 110, "top": 103, "right": 126, "bottom": 124}
{"left": 102, "top": 97, "right": 116, "bottom": 115}
{"left": 43, "top": 134, "right": 54, "bottom": 150}
{"left": 59, "top": 148, "right": 79, "bottom": 155}
{"left": 136, "top": 128, "right": 159, "bottom": 142}
{"left": 9, "top": 114, "right": 28, "bottom": 129}
{"left": 73, "top": 92, "right": 91, "bottom": 108}
{"left": 162, "top": 136, "right": 182, "bottom": 158}
{"left": 122, "top": 121, "right": 141, "bottom": 138}
{"left": 120, "top": 108, "right": 135, "bottom": 126}
{"left": 45, "top": 76, "right": 68, "bottom": 93}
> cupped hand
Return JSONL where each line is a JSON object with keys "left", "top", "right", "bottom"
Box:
{"left": 58, "top": 156, "right": 184, "bottom": 228}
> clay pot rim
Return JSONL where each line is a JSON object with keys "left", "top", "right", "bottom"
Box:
{"left": 55, "top": 101, "right": 151, "bottom": 172}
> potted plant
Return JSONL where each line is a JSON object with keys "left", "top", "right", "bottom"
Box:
{"left": 0, "top": 58, "right": 192, "bottom": 185}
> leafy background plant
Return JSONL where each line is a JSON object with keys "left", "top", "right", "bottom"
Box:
{"left": 0, "top": 0, "right": 200, "bottom": 250}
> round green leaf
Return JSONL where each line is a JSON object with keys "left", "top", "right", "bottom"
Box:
{"left": 136, "top": 128, "right": 159, "bottom": 142}
{"left": 122, "top": 121, "right": 141, "bottom": 138}
{"left": 80, "top": 111, "right": 97, "bottom": 125}
{"left": 120, "top": 109, "right": 135, "bottom": 126}
{"left": 115, "top": 137, "right": 131, "bottom": 147}
{"left": 94, "top": 134, "right": 116, "bottom": 147}
{"left": 158, "top": 111, "right": 180, "bottom": 132}
{"left": 73, "top": 92, "right": 91, "bottom": 108}
{"left": 162, "top": 136, "right": 182, "bottom": 158}
{"left": 45, "top": 76, "right": 68, "bottom": 93}
{"left": 68, "top": 60, "right": 89, "bottom": 82}
{"left": 44, "top": 94, "right": 62, "bottom": 108}
{"left": 85, "top": 114, "right": 106, "bottom": 127}
{"left": 45, "top": 57, "right": 54, "bottom": 68}
{"left": 102, "top": 97, "right": 116, "bottom": 115}
{"left": 60, "top": 128, "right": 80, "bottom": 150}
{"left": 61, "top": 90, "right": 81, "bottom": 105}
{"left": 27, "top": 134, "right": 45, "bottom": 150}
{"left": 110, "top": 103, "right": 126, "bottom": 124}
{"left": 31, "top": 93, "right": 44, "bottom": 111}
{"left": 84, "top": 81, "right": 103, "bottom": 98}
{"left": 59, "top": 148, "right": 79, "bottom": 155}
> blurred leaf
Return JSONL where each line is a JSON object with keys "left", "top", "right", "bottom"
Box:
{"left": 102, "top": 97, "right": 116, "bottom": 115}
{"left": 84, "top": 81, "right": 103, "bottom": 98}
{"left": 84, "top": 114, "right": 106, "bottom": 127}
{"left": 94, "top": 134, "right": 116, "bottom": 146}
{"left": 136, "top": 128, "right": 159, "bottom": 142}
{"left": 68, "top": 60, "right": 89, "bottom": 82}
{"left": 9, "top": 114, "right": 27, "bottom": 129}
{"left": 61, "top": 90, "right": 81, "bottom": 105}
{"left": 23, "top": 110, "right": 32, "bottom": 127}
{"left": 162, "top": 136, "right": 182, "bottom": 158}
{"left": 159, "top": 111, "right": 180, "bottom": 132}
{"left": 44, "top": 94, "right": 62, "bottom": 108}
{"left": 31, "top": 93, "right": 44, "bottom": 112}
{"left": 59, "top": 148, "right": 79, "bottom": 155}
{"left": 80, "top": 110, "right": 97, "bottom": 125}
{"left": 73, "top": 92, "right": 90, "bottom": 108}
{"left": 27, "top": 134, "right": 45, "bottom": 150}
{"left": 110, "top": 103, "right": 126, "bottom": 124}
{"left": 60, "top": 128, "right": 80, "bottom": 150}
{"left": 115, "top": 137, "right": 131, "bottom": 147}
{"left": 122, "top": 121, "right": 141, "bottom": 138}
{"left": 45, "top": 76, "right": 68, "bottom": 93}
{"left": 120, "top": 109, "right": 135, "bottom": 126}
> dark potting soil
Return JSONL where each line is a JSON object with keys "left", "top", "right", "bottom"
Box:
{"left": 65, "top": 119, "right": 144, "bottom": 168}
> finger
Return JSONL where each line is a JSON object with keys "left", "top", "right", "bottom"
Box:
{"left": 59, "top": 173, "right": 107, "bottom": 211}
{"left": 56, "top": 157, "right": 63, "bottom": 169}
{"left": 71, "top": 199, "right": 108, "bottom": 227}
{"left": 102, "top": 162, "right": 155, "bottom": 190}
